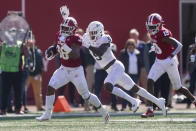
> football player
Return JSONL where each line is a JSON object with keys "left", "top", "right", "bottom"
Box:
{"left": 141, "top": 13, "right": 196, "bottom": 118}
{"left": 36, "top": 6, "right": 109, "bottom": 124}
{"left": 82, "top": 21, "right": 167, "bottom": 116}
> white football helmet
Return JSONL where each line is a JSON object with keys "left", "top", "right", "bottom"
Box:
{"left": 60, "top": 17, "right": 78, "bottom": 37}
{"left": 87, "top": 21, "right": 104, "bottom": 42}
{"left": 146, "top": 13, "right": 164, "bottom": 35}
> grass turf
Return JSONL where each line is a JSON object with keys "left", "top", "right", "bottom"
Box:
{"left": 0, "top": 114, "right": 196, "bottom": 131}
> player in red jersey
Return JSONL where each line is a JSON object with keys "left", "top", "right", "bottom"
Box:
{"left": 141, "top": 13, "right": 196, "bottom": 118}
{"left": 36, "top": 5, "right": 109, "bottom": 124}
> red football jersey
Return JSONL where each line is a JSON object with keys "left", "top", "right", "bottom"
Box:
{"left": 150, "top": 27, "right": 174, "bottom": 60}
{"left": 56, "top": 32, "right": 82, "bottom": 67}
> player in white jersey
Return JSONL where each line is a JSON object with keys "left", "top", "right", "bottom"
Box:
{"left": 82, "top": 21, "right": 167, "bottom": 116}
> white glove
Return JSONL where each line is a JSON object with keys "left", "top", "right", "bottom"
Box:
{"left": 149, "top": 45, "right": 155, "bottom": 53}
{"left": 60, "top": 5, "right": 70, "bottom": 20}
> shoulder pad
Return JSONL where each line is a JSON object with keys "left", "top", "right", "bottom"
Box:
{"left": 160, "top": 28, "right": 172, "bottom": 37}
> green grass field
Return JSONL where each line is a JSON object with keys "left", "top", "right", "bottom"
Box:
{"left": 0, "top": 113, "right": 196, "bottom": 131}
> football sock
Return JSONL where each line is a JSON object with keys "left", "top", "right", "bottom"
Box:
{"left": 45, "top": 94, "right": 55, "bottom": 111}
{"left": 88, "top": 93, "right": 102, "bottom": 108}
{"left": 112, "top": 86, "right": 136, "bottom": 104}
{"left": 137, "top": 88, "right": 159, "bottom": 106}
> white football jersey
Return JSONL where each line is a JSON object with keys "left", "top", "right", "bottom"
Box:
{"left": 83, "top": 33, "right": 116, "bottom": 68}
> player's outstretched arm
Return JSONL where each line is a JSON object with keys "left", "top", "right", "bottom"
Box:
{"left": 89, "top": 43, "right": 110, "bottom": 57}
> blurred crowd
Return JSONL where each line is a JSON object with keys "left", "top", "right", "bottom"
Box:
{"left": 0, "top": 10, "right": 196, "bottom": 115}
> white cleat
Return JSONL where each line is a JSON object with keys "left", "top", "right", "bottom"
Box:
{"left": 157, "top": 98, "right": 167, "bottom": 116}
{"left": 131, "top": 99, "right": 141, "bottom": 113}
{"left": 99, "top": 105, "right": 110, "bottom": 124}
{"left": 36, "top": 110, "right": 52, "bottom": 122}
{"left": 192, "top": 118, "right": 196, "bottom": 123}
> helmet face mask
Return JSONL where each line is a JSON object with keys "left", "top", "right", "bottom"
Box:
{"left": 146, "top": 13, "right": 163, "bottom": 35}
{"left": 60, "top": 25, "right": 74, "bottom": 36}
{"left": 87, "top": 21, "right": 104, "bottom": 42}
{"left": 60, "top": 17, "right": 77, "bottom": 37}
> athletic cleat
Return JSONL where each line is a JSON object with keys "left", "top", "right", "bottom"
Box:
{"left": 99, "top": 105, "right": 110, "bottom": 124}
{"left": 131, "top": 99, "right": 141, "bottom": 113}
{"left": 141, "top": 108, "right": 154, "bottom": 118}
{"left": 36, "top": 110, "right": 52, "bottom": 122}
{"left": 157, "top": 98, "right": 167, "bottom": 116}
{"left": 192, "top": 118, "right": 196, "bottom": 123}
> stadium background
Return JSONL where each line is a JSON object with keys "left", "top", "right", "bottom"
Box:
{"left": 0, "top": 0, "right": 185, "bottom": 105}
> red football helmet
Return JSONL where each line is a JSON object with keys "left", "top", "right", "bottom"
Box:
{"left": 146, "top": 13, "right": 164, "bottom": 35}
{"left": 60, "top": 17, "right": 78, "bottom": 36}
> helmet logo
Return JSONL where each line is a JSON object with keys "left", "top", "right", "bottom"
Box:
{"left": 146, "top": 13, "right": 163, "bottom": 35}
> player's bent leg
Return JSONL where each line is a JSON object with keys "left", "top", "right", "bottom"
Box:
{"left": 140, "top": 79, "right": 155, "bottom": 118}
{"left": 166, "top": 60, "right": 196, "bottom": 106}
{"left": 82, "top": 92, "right": 101, "bottom": 108}
{"left": 81, "top": 91, "right": 110, "bottom": 124}
{"left": 36, "top": 86, "right": 55, "bottom": 122}
{"left": 141, "top": 61, "right": 165, "bottom": 117}
{"left": 132, "top": 85, "right": 167, "bottom": 116}
{"left": 147, "top": 79, "right": 155, "bottom": 106}
{"left": 176, "top": 87, "right": 196, "bottom": 106}
{"left": 104, "top": 83, "right": 141, "bottom": 113}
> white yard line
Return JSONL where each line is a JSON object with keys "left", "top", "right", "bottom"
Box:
{"left": 111, "top": 118, "right": 195, "bottom": 122}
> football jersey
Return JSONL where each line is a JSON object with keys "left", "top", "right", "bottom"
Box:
{"left": 56, "top": 32, "right": 82, "bottom": 67}
{"left": 150, "top": 27, "right": 174, "bottom": 60}
{"left": 83, "top": 34, "right": 116, "bottom": 68}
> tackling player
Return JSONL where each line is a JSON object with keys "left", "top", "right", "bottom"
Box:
{"left": 36, "top": 6, "right": 109, "bottom": 124}
{"left": 142, "top": 13, "right": 196, "bottom": 118}
{"left": 82, "top": 21, "right": 167, "bottom": 116}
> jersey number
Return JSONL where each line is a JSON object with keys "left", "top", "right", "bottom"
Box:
{"left": 57, "top": 45, "right": 69, "bottom": 60}
{"left": 92, "top": 52, "right": 102, "bottom": 60}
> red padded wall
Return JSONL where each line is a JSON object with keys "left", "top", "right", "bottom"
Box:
{"left": 0, "top": 0, "right": 179, "bottom": 104}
